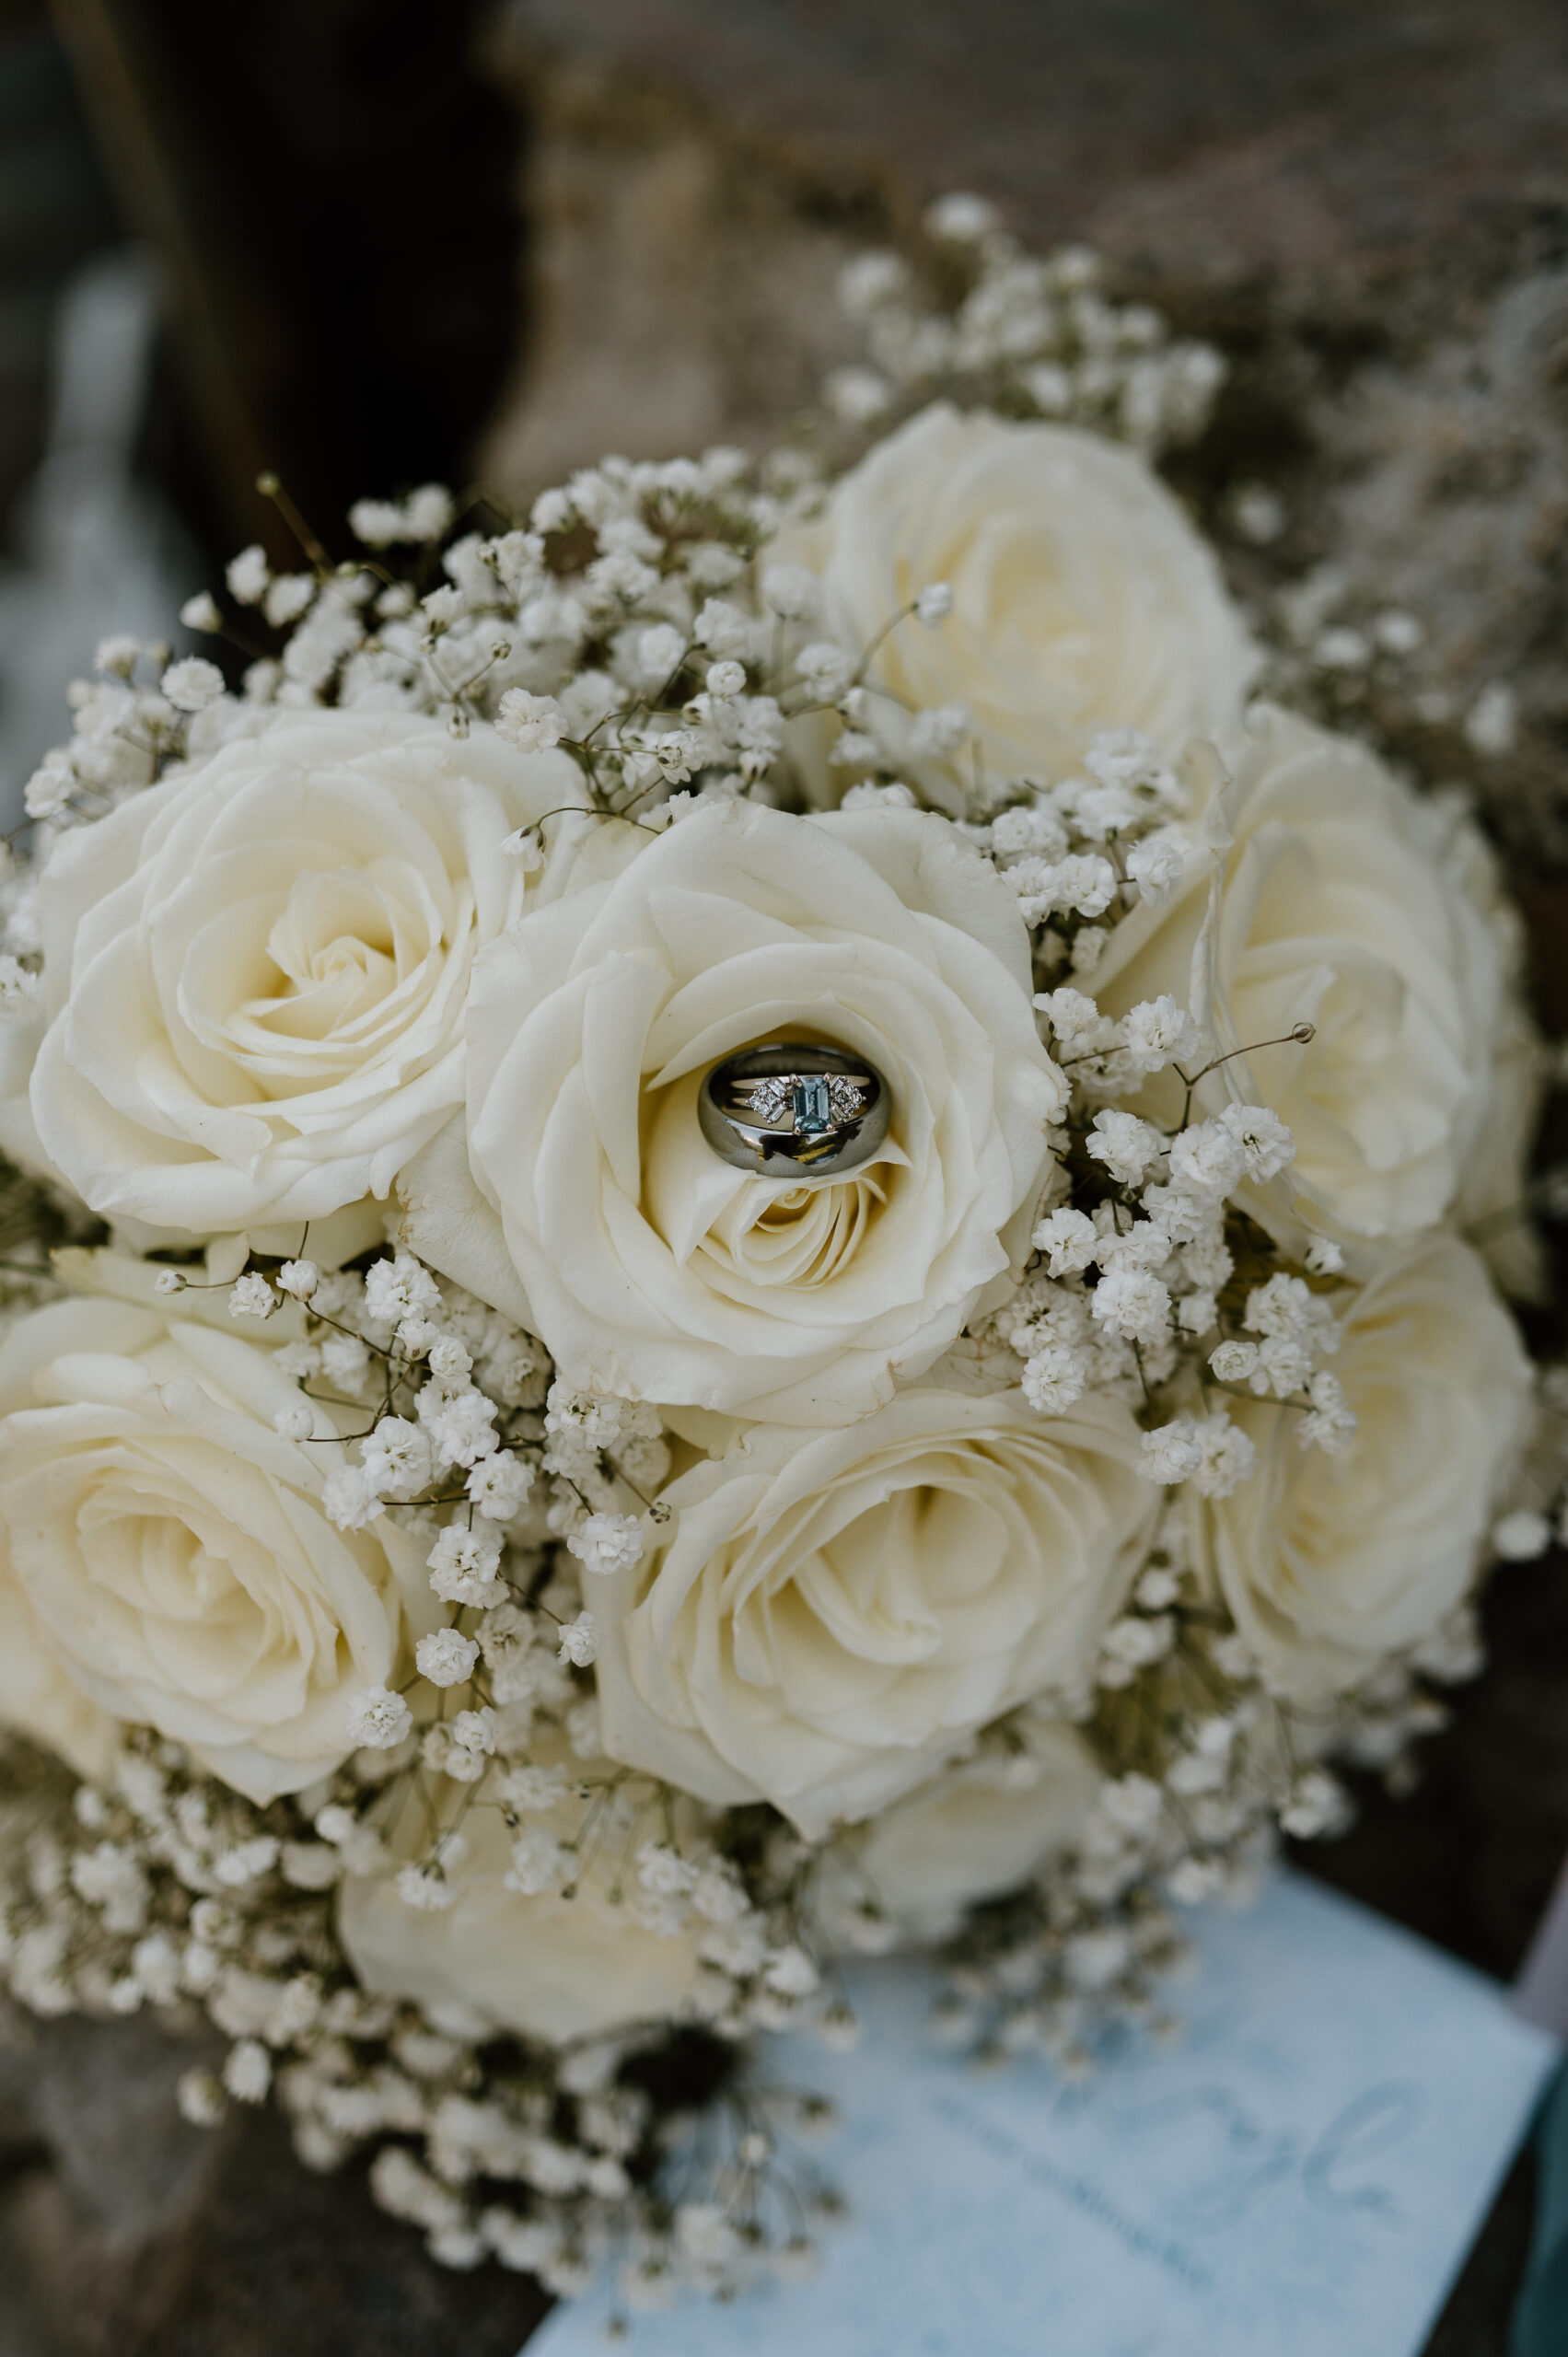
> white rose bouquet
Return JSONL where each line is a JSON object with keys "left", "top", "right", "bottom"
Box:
{"left": 0, "top": 194, "right": 1555, "bottom": 2312}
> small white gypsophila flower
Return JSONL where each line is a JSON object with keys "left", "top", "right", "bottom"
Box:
{"left": 227, "top": 1272, "right": 277, "bottom": 1319}
{"left": 346, "top": 1687, "right": 412, "bottom": 1749}
{"left": 1279, "top": 1771, "right": 1351, "bottom": 1840}
{"left": 1015, "top": 853, "right": 1118, "bottom": 923}
{"left": 226, "top": 544, "right": 270, "bottom": 604}
{"left": 1090, "top": 1267, "right": 1171, "bottom": 1346}
{"left": 829, "top": 729, "right": 880, "bottom": 770}
{"left": 1022, "top": 1342, "right": 1088, "bottom": 1414}
{"left": 425, "top": 1335, "right": 473, "bottom": 1387}
{"left": 427, "top": 1524, "right": 506, "bottom": 1608}
{"left": 224, "top": 2039, "right": 273, "bottom": 2104}
{"left": 505, "top": 1829, "right": 572, "bottom": 1897}
{"left": 1033, "top": 986, "right": 1118, "bottom": 1051}
{"left": 1209, "top": 1339, "right": 1259, "bottom": 1385}
{"left": 1086, "top": 1109, "right": 1167, "bottom": 1187}
{"left": 466, "top": 1451, "right": 534, "bottom": 1519}
{"left": 396, "top": 1864, "right": 457, "bottom": 1912}
{"left": 692, "top": 598, "right": 750, "bottom": 659}
{"left": 1492, "top": 1509, "right": 1552, "bottom": 1562}
{"left": 276, "top": 1258, "right": 318, "bottom": 1300}
{"left": 1100, "top": 1614, "right": 1176, "bottom": 1671}
{"left": 916, "top": 581, "right": 954, "bottom": 626}
{"left": 826, "top": 365, "right": 894, "bottom": 424}
{"left": 96, "top": 633, "right": 140, "bottom": 675}
{"left": 557, "top": 1609, "right": 598, "bottom": 1667}
{"left": 841, "top": 780, "right": 918, "bottom": 811}
{"left": 273, "top": 1405, "right": 314, "bottom": 1442}
{"left": 421, "top": 1388, "right": 499, "bottom": 1469}
{"left": 416, "top": 1628, "right": 480, "bottom": 1688}
{"left": 364, "top": 1253, "right": 440, "bottom": 1329}
{"left": 1300, "top": 1369, "right": 1357, "bottom": 1453}
{"left": 759, "top": 561, "right": 819, "bottom": 620}
{"left": 567, "top": 1511, "right": 645, "bottom": 1578}
{"left": 1033, "top": 1206, "right": 1098, "bottom": 1275}
{"left": 265, "top": 574, "right": 316, "bottom": 628}
{"left": 359, "top": 1417, "right": 432, "bottom": 1501}
{"left": 180, "top": 590, "right": 222, "bottom": 633}
{"left": 1098, "top": 1771, "right": 1165, "bottom": 1838}
{"left": 321, "top": 1465, "right": 384, "bottom": 1530}
{"left": 495, "top": 689, "right": 565, "bottom": 753}
{"left": 925, "top": 189, "right": 1000, "bottom": 242}
{"left": 450, "top": 1706, "right": 497, "bottom": 1758}
{"left": 161, "top": 656, "right": 225, "bottom": 713}
{"left": 1138, "top": 1420, "right": 1204, "bottom": 1485}
{"left": 24, "top": 763, "right": 73, "bottom": 819}
{"left": 500, "top": 827, "right": 546, "bottom": 872}
{"left": 1188, "top": 1414, "right": 1256, "bottom": 1500}
{"left": 1217, "top": 1102, "right": 1296, "bottom": 1184}
{"left": 993, "top": 803, "right": 1068, "bottom": 861}
{"left": 909, "top": 702, "right": 970, "bottom": 759}
{"left": 1167, "top": 1120, "right": 1249, "bottom": 1199}
{"left": 1121, "top": 995, "right": 1202, "bottom": 1075}
{"left": 424, "top": 1722, "right": 487, "bottom": 1781}
{"left": 1304, "top": 1237, "right": 1346, "bottom": 1276}
{"left": 0, "top": 955, "right": 41, "bottom": 1014}
{"left": 496, "top": 1761, "right": 569, "bottom": 1813}
{"left": 704, "top": 658, "right": 747, "bottom": 697}
{"left": 795, "top": 642, "right": 854, "bottom": 699}
{"left": 638, "top": 1843, "right": 699, "bottom": 1898}
{"left": 1096, "top": 1213, "right": 1174, "bottom": 1274}
{"left": 319, "top": 1331, "right": 371, "bottom": 1392}
{"left": 1124, "top": 832, "right": 1188, "bottom": 905}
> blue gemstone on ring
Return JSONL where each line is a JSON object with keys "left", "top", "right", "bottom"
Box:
{"left": 698, "top": 1041, "right": 890, "bottom": 1176}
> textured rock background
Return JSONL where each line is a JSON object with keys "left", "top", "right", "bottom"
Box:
{"left": 483, "top": 0, "right": 1568, "bottom": 859}
{"left": 2, "top": 3, "right": 1568, "bottom": 2350}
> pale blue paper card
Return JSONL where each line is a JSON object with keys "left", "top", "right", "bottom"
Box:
{"left": 526, "top": 1869, "right": 1559, "bottom": 2357}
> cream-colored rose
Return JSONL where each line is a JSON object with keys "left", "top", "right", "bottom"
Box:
{"left": 0, "top": 1295, "right": 430, "bottom": 1801}
{"left": 337, "top": 1769, "right": 708, "bottom": 2046}
{"left": 1094, "top": 704, "right": 1540, "bottom": 1257}
{"left": 29, "top": 708, "right": 596, "bottom": 1237}
{"left": 594, "top": 1384, "right": 1154, "bottom": 1840}
{"left": 1188, "top": 1233, "right": 1530, "bottom": 1705}
{"left": 819, "top": 1716, "right": 1103, "bottom": 1946}
{"left": 784, "top": 401, "right": 1257, "bottom": 808}
{"left": 401, "top": 798, "right": 1063, "bottom": 1423}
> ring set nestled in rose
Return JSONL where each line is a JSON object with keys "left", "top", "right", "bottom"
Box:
{"left": 699, "top": 1041, "right": 890, "bottom": 1175}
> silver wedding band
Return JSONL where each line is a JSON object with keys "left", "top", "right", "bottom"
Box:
{"left": 699, "top": 1041, "right": 890, "bottom": 1176}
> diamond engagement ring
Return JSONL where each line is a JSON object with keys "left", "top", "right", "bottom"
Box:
{"left": 698, "top": 1041, "right": 890, "bottom": 1176}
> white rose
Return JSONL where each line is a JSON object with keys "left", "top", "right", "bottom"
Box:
{"left": 29, "top": 708, "right": 598, "bottom": 1237}
{"left": 400, "top": 798, "right": 1063, "bottom": 1423}
{"left": 1188, "top": 1234, "right": 1530, "bottom": 1705}
{"left": 1094, "top": 704, "right": 1540, "bottom": 1258}
{"left": 0, "top": 1292, "right": 432, "bottom": 1801}
{"left": 784, "top": 402, "right": 1257, "bottom": 808}
{"left": 337, "top": 1764, "right": 707, "bottom": 2045}
{"left": 819, "top": 1717, "right": 1103, "bottom": 1945}
{"left": 594, "top": 1385, "right": 1154, "bottom": 1839}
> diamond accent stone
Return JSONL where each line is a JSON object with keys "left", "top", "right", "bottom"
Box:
{"left": 745, "top": 1076, "right": 791, "bottom": 1124}
{"left": 828, "top": 1075, "right": 865, "bottom": 1123}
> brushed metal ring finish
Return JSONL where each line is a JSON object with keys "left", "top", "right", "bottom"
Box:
{"left": 699, "top": 1041, "right": 890, "bottom": 1177}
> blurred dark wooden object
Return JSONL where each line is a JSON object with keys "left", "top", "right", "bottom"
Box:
{"left": 0, "top": 0, "right": 118, "bottom": 524}
{"left": 46, "top": 0, "right": 526, "bottom": 563}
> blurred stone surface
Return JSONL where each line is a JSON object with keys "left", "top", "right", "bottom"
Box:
{"left": 483, "top": 0, "right": 1568, "bottom": 857}
{"left": 0, "top": 2005, "right": 547, "bottom": 2356}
